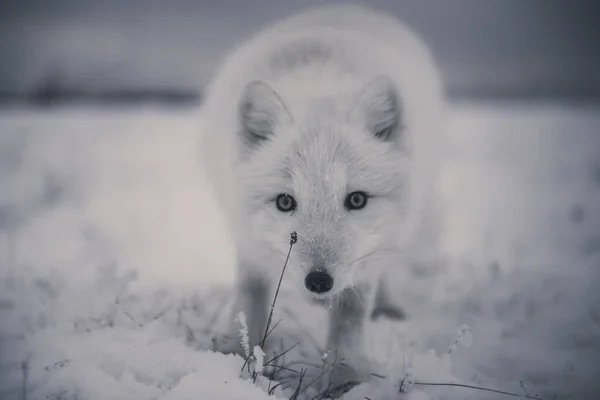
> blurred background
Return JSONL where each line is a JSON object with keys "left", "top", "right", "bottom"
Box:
{"left": 1, "top": 0, "right": 599, "bottom": 104}
{"left": 1, "top": 1, "right": 599, "bottom": 399}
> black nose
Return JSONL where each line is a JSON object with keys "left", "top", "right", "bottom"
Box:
{"left": 304, "top": 271, "right": 334, "bottom": 294}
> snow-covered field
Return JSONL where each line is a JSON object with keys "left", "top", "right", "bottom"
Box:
{"left": 0, "top": 101, "right": 599, "bottom": 399}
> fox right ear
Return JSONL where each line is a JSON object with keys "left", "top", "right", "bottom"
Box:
{"left": 238, "top": 80, "right": 291, "bottom": 147}
{"left": 347, "top": 75, "right": 403, "bottom": 143}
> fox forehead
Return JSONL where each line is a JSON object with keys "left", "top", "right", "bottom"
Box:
{"left": 240, "top": 115, "right": 408, "bottom": 210}
{"left": 282, "top": 120, "right": 407, "bottom": 199}
{"left": 286, "top": 124, "right": 350, "bottom": 198}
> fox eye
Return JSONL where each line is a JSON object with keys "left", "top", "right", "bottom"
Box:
{"left": 345, "top": 191, "right": 368, "bottom": 210}
{"left": 276, "top": 193, "right": 296, "bottom": 212}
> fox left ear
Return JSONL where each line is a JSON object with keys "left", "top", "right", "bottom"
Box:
{"left": 347, "top": 75, "right": 402, "bottom": 142}
{"left": 238, "top": 79, "right": 292, "bottom": 149}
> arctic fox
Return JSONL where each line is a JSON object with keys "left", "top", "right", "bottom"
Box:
{"left": 200, "top": 4, "right": 444, "bottom": 388}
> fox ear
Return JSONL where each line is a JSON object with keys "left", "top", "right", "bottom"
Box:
{"left": 238, "top": 80, "right": 292, "bottom": 147}
{"left": 347, "top": 75, "right": 402, "bottom": 142}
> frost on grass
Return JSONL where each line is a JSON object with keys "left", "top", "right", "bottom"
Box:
{"left": 0, "top": 259, "right": 537, "bottom": 400}
{"left": 0, "top": 264, "right": 286, "bottom": 400}
{"left": 235, "top": 311, "right": 251, "bottom": 359}
{"left": 1, "top": 105, "right": 600, "bottom": 399}
{"left": 253, "top": 345, "right": 266, "bottom": 376}
{"left": 0, "top": 254, "right": 481, "bottom": 400}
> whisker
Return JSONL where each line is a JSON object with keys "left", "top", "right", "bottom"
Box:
{"left": 348, "top": 285, "right": 364, "bottom": 308}
{"left": 361, "top": 256, "right": 388, "bottom": 267}
{"left": 350, "top": 248, "right": 399, "bottom": 266}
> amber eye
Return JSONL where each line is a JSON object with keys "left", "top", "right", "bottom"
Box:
{"left": 276, "top": 194, "right": 296, "bottom": 212}
{"left": 345, "top": 191, "right": 368, "bottom": 210}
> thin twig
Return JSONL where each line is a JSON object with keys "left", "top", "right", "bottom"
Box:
{"left": 412, "top": 381, "right": 542, "bottom": 399}
{"left": 360, "top": 367, "right": 544, "bottom": 399}
{"left": 242, "top": 232, "right": 297, "bottom": 377}
{"left": 260, "top": 231, "right": 297, "bottom": 348}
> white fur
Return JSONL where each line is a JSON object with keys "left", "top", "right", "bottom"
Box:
{"left": 200, "top": 4, "right": 444, "bottom": 389}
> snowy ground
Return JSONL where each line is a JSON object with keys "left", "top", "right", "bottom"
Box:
{"left": 0, "top": 101, "right": 599, "bottom": 399}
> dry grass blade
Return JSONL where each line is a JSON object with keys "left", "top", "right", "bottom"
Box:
{"left": 268, "top": 364, "right": 302, "bottom": 376}
{"left": 268, "top": 380, "right": 288, "bottom": 396}
{"left": 289, "top": 368, "right": 308, "bottom": 400}
{"left": 264, "top": 341, "right": 300, "bottom": 367}
{"left": 241, "top": 350, "right": 253, "bottom": 374}
{"left": 298, "top": 356, "right": 342, "bottom": 398}
{"left": 264, "top": 319, "right": 283, "bottom": 343}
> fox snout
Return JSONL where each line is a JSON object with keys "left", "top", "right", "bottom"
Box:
{"left": 304, "top": 269, "right": 334, "bottom": 294}
{"left": 295, "top": 226, "right": 349, "bottom": 296}
{"left": 297, "top": 241, "right": 340, "bottom": 296}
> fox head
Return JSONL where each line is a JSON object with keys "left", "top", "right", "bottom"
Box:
{"left": 234, "top": 76, "right": 414, "bottom": 297}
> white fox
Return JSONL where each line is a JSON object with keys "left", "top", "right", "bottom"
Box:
{"left": 200, "top": 4, "right": 444, "bottom": 390}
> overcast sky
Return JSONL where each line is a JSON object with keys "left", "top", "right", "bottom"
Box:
{"left": 1, "top": 0, "right": 599, "bottom": 98}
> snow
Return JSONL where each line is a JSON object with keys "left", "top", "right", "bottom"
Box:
{"left": 1, "top": 101, "right": 599, "bottom": 399}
